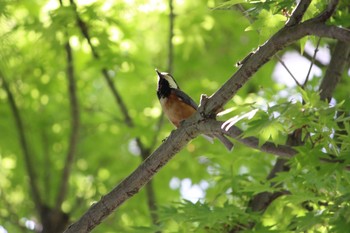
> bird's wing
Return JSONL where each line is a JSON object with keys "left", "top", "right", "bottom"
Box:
{"left": 172, "top": 89, "right": 198, "bottom": 110}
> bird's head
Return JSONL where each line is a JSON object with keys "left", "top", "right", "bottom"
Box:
{"left": 155, "top": 69, "right": 179, "bottom": 90}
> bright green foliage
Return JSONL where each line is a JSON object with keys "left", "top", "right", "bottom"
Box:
{"left": 0, "top": 0, "right": 350, "bottom": 233}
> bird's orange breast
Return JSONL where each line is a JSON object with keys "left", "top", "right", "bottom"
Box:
{"left": 160, "top": 92, "right": 196, "bottom": 128}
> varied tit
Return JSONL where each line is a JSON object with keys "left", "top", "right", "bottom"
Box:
{"left": 156, "top": 69, "right": 233, "bottom": 151}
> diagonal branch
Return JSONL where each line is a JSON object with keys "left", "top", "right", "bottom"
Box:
{"left": 203, "top": 21, "right": 349, "bottom": 115}
{"left": 275, "top": 54, "right": 302, "bottom": 87}
{"left": 0, "top": 71, "right": 43, "bottom": 213}
{"left": 64, "top": 2, "right": 349, "bottom": 232}
{"left": 69, "top": 0, "right": 134, "bottom": 127}
{"left": 64, "top": 123, "right": 198, "bottom": 233}
{"left": 285, "top": 0, "right": 312, "bottom": 27}
{"left": 310, "top": 0, "right": 339, "bottom": 23}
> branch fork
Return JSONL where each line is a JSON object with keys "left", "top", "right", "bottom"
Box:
{"left": 64, "top": 0, "right": 349, "bottom": 232}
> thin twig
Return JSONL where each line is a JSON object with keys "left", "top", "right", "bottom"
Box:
{"left": 303, "top": 37, "right": 321, "bottom": 87}
{"left": 167, "top": 0, "right": 174, "bottom": 74}
{"left": 150, "top": 0, "right": 175, "bottom": 149}
{"left": 310, "top": 0, "right": 339, "bottom": 23}
{"left": 0, "top": 71, "right": 43, "bottom": 213}
{"left": 150, "top": 113, "right": 165, "bottom": 149}
{"left": 55, "top": 13, "right": 81, "bottom": 209}
{"left": 69, "top": 0, "right": 134, "bottom": 127}
{"left": 275, "top": 54, "right": 302, "bottom": 87}
{"left": 135, "top": 138, "right": 159, "bottom": 226}
{"left": 137, "top": 0, "right": 176, "bottom": 227}
{"left": 234, "top": 4, "right": 254, "bottom": 24}
{"left": 41, "top": 129, "right": 51, "bottom": 201}
{"left": 291, "top": 43, "right": 326, "bottom": 68}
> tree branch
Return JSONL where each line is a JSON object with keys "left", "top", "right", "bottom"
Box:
{"left": 198, "top": 119, "right": 297, "bottom": 158}
{"left": 235, "top": 129, "right": 303, "bottom": 232}
{"left": 303, "top": 37, "right": 321, "bottom": 87}
{"left": 69, "top": 0, "right": 134, "bottom": 127}
{"left": 55, "top": 39, "right": 80, "bottom": 209}
{"left": 319, "top": 41, "right": 350, "bottom": 101}
{"left": 41, "top": 129, "right": 51, "bottom": 202}
{"left": 0, "top": 71, "right": 43, "bottom": 213}
{"left": 167, "top": 0, "right": 175, "bottom": 74}
{"left": 203, "top": 22, "right": 350, "bottom": 115}
{"left": 228, "top": 3, "right": 343, "bottom": 231}
{"left": 64, "top": 2, "right": 349, "bottom": 231}
{"left": 201, "top": 119, "right": 348, "bottom": 167}
{"left": 310, "top": 0, "right": 339, "bottom": 23}
{"left": 274, "top": 54, "right": 302, "bottom": 87}
{"left": 135, "top": 138, "right": 159, "bottom": 226}
{"left": 64, "top": 123, "right": 198, "bottom": 233}
{"left": 291, "top": 43, "right": 327, "bottom": 68}
{"left": 285, "top": 0, "right": 312, "bottom": 27}
{"left": 135, "top": 1, "right": 176, "bottom": 226}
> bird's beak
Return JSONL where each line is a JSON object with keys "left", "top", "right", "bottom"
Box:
{"left": 155, "top": 69, "right": 162, "bottom": 77}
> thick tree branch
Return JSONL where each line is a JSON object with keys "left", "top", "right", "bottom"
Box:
{"left": 0, "top": 71, "right": 43, "bottom": 213}
{"left": 134, "top": 0, "right": 177, "bottom": 226}
{"left": 55, "top": 40, "right": 80, "bottom": 209}
{"left": 64, "top": 123, "right": 198, "bottom": 233}
{"left": 64, "top": 115, "right": 348, "bottom": 232}
{"left": 137, "top": 0, "right": 176, "bottom": 226}
{"left": 319, "top": 41, "right": 350, "bottom": 101}
{"left": 228, "top": 4, "right": 343, "bottom": 231}
{"left": 64, "top": 2, "right": 349, "bottom": 232}
{"left": 203, "top": 23, "right": 350, "bottom": 115}
{"left": 285, "top": 0, "right": 312, "bottom": 27}
{"left": 69, "top": 0, "right": 134, "bottom": 127}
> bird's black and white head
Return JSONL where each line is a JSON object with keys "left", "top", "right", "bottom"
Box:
{"left": 156, "top": 69, "right": 179, "bottom": 99}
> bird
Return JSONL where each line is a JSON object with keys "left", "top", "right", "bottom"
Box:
{"left": 156, "top": 69, "right": 233, "bottom": 151}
